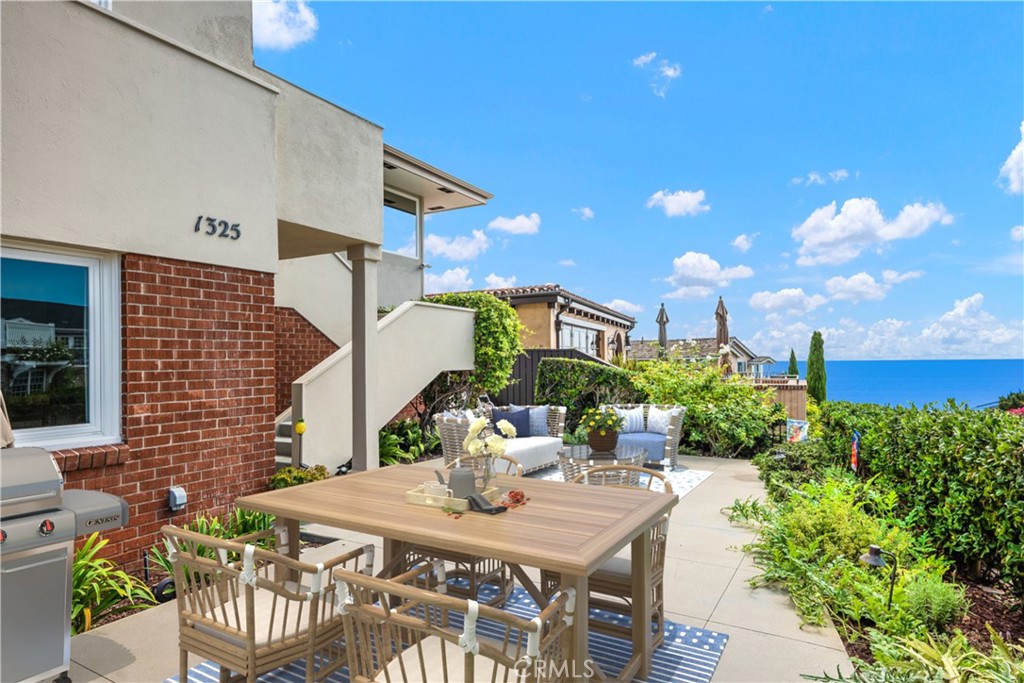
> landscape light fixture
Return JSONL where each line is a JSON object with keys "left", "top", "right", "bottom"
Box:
{"left": 859, "top": 544, "right": 898, "bottom": 609}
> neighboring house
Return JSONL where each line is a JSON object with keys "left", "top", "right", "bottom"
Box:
{"left": 472, "top": 285, "right": 636, "bottom": 362}
{"left": 1, "top": 0, "right": 487, "bottom": 570}
{"left": 631, "top": 336, "right": 777, "bottom": 378}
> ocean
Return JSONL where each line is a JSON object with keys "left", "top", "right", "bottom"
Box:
{"left": 769, "top": 359, "right": 1024, "bottom": 409}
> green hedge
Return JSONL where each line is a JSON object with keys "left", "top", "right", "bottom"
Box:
{"left": 534, "top": 358, "right": 639, "bottom": 432}
{"left": 819, "top": 401, "right": 1024, "bottom": 594}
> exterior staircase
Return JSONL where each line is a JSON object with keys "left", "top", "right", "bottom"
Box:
{"left": 275, "top": 300, "right": 474, "bottom": 473}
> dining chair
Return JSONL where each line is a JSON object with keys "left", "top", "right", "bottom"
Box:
{"left": 334, "top": 560, "right": 577, "bottom": 682}
{"left": 542, "top": 465, "right": 674, "bottom": 649}
{"left": 161, "top": 525, "right": 374, "bottom": 683}
{"left": 406, "top": 454, "right": 524, "bottom": 607}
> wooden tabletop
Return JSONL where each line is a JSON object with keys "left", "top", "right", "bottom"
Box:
{"left": 235, "top": 465, "right": 678, "bottom": 576}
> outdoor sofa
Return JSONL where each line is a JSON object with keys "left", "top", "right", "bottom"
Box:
{"left": 600, "top": 403, "right": 687, "bottom": 470}
{"left": 434, "top": 404, "right": 567, "bottom": 473}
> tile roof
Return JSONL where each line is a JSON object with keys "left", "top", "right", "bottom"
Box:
{"left": 437, "top": 284, "right": 636, "bottom": 326}
{"left": 629, "top": 336, "right": 772, "bottom": 363}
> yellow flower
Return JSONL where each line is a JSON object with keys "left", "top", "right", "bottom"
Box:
{"left": 599, "top": 429, "right": 606, "bottom": 436}
{"left": 496, "top": 419, "right": 517, "bottom": 438}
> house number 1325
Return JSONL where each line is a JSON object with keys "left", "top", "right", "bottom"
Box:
{"left": 194, "top": 215, "right": 241, "bottom": 240}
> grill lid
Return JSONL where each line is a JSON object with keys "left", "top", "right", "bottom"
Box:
{"left": 0, "top": 447, "right": 63, "bottom": 516}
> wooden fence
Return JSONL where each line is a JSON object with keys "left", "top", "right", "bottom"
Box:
{"left": 492, "top": 348, "right": 605, "bottom": 406}
{"left": 754, "top": 377, "right": 808, "bottom": 420}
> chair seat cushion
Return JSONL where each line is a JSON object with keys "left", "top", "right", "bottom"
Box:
{"left": 504, "top": 436, "right": 561, "bottom": 471}
{"left": 193, "top": 582, "right": 337, "bottom": 648}
{"left": 616, "top": 432, "right": 667, "bottom": 460}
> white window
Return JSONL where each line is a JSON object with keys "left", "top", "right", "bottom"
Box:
{"left": 1, "top": 245, "right": 121, "bottom": 449}
{"left": 90, "top": 0, "right": 113, "bottom": 10}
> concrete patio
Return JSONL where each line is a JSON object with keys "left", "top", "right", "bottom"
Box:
{"left": 68, "top": 456, "right": 851, "bottom": 682}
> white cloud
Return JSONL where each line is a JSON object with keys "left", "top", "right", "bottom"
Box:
{"left": 646, "top": 189, "right": 710, "bottom": 217}
{"left": 604, "top": 299, "right": 644, "bottom": 315}
{"left": 664, "top": 251, "right": 753, "bottom": 299}
{"left": 424, "top": 267, "right": 472, "bottom": 294}
{"left": 751, "top": 294, "right": 1022, "bottom": 360}
{"left": 749, "top": 288, "right": 828, "bottom": 314}
{"left": 732, "top": 233, "right": 757, "bottom": 252}
{"left": 488, "top": 212, "right": 541, "bottom": 235}
{"left": 791, "top": 169, "right": 850, "bottom": 186}
{"left": 632, "top": 52, "right": 657, "bottom": 67}
{"left": 825, "top": 273, "right": 888, "bottom": 302}
{"left": 484, "top": 273, "right": 517, "bottom": 289}
{"left": 998, "top": 121, "right": 1024, "bottom": 194}
{"left": 558, "top": 259, "right": 577, "bottom": 267}
{"left": 763, "top": 4, "right": 774, "bottom": 13}
{"left": 664, "top": 285, "right": 715, "bottom": 300}
{"left": 881, "top": 269, "right": 923, "bottom": 285}
{"left": 252, "top": 0, "right": 318, "bottom": 51}
{"left": 1012, "top": 225, "right": 1024, "bottom": 242}
{"left": 393, "top": 231, "right": 417, "bottom": 257}
{"left": 920, "top": 293, "right": 1023, "bottom": 355}
{"left": 792, "top": 198, "right": 954, "bottom": 266}
{"left": 825, "top": 270, "right": 923, "bottom": 303}
{"left": 632, "top": 52, "right": 681, "bottom": 97}
{"left": 423, "top": 229, "right": 490, "bottom": 261}
{"left": 572, "top": 207, "right": 595, "bottom": 221}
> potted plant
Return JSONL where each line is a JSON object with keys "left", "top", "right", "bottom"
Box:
{"left": 579, "top": 407, "right": 624, "bottom": 452}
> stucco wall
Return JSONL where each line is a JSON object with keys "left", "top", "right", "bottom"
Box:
{"left": 112, "top": 0, "right": 254, "bottom": 70}
{"left": 1, "top": 1, "right": 279, "bottom": 273}
{"left": 276, "top": 254, "right": 353, "bottom": 346}
{"left": 262, "top": 75, "right": 384, "bottom": 246}
{"left": 516, "top": 303, "right": 554, "bottom": 348}
{"left": 379, "top": 253, "right": 422, "bottom": 308}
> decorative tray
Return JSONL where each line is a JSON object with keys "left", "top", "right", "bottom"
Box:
{"left": 405, "top": 485, "right": 501, "bottom": 512}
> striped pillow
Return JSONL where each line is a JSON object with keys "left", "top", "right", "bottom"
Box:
{"left": 616, "top": 406, "right": 645, "bottom": 433}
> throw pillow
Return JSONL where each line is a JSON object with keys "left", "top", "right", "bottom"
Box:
{"left": 647, "top": 406, "right": 678, "bottom": 435}
{"left": 528, "top": 405, "right": 550, "bottom": 437}
{"left": 492, "top": 407, "right": 531, "bottom": 438}
{"left": 616, "top": 406, "right": 645, "bottom": 433}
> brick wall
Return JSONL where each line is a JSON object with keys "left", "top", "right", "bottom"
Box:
{"left": 53, "top": 254, "right": 276, "bottom": 572}
{"left": 274, "top": 307, "right": 338, "bottom": 416}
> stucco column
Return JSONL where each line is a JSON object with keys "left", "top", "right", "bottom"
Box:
{"left": 347, "top": 243, "right": 382, "bottom": 471}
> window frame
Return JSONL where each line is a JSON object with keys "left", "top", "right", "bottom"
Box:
{"left": 2, "top": 244, "right": 121, "bottom": 449}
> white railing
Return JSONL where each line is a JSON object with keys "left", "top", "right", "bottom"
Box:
{"left": 290, "top": 301, "right": 474, "bottom": 472}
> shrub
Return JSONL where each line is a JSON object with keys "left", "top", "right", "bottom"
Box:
{"left": 752, "top": 439, "right": 841, "bottom": 502}
{"left": 819, "top": 400, "right": 1024, "bottom": 594}
{"left": 901, "top": 570, "right": 969, "bottom": 632}
{"left": 148, "top": 509, "right": 276, "bottom": 577}
{"left": 998, "top": 391, "right": 1024, "bottom": 411}
{"left": 381, "top": 418, "right": 439, "bottom": 460}
{"left": 73, "top": 533, "right": 155, "bottom": 634}
{"left": 269, "top": 464, "right": 330, "bottom": 489}
{"left": 787, "top": 348, "right": 799, "bottom": 377}
{"left": 534, "top": 357, "right": 639, "bottom": 432}
{"left": 416, "top": 292, "right": 523, "bottom": 432}
{"left": 632, "top": 359, "right": 784, "bottom": 458}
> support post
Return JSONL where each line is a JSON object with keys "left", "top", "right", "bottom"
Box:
{"left": 347, "top": 243, "right": 382, "bottom": 471}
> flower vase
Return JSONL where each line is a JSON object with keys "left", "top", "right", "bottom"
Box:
{"left": 478, "top": 455, "right": 496, "bottom": 492}
{"left": 587, "top": 430, "right": 618, "bottom": 452}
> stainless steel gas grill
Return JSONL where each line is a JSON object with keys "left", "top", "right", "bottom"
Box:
{"left": 0, "top": 447, "right": 130, "bottom": 683}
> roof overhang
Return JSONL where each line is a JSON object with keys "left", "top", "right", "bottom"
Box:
{"left": 383, "top": 145, "right": 492, "bottom": 215}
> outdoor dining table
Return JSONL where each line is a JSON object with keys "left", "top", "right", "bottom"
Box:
{"left": 235, "top": 464, "right": 678, "bottom": 681}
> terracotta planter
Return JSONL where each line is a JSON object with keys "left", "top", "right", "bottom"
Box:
{"left": 587, "top": 430, "right": 618, "bottom": 452}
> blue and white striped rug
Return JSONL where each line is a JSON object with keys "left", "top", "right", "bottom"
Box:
{"left": 168, "top": 586, "right": 727, "bottom": 683}
{"left": 529, "top": 464, "right": 713, "bottom": 498}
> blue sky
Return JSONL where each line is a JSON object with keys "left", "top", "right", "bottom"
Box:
{"left": 254, "top": 1, "right": 1023, "bottom": 360}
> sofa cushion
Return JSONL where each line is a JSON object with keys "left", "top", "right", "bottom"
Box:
{"left": 504, "top": 436, "right": 562, "bottom": 472}
{"left": 528, "top": 405, "right": 550, "bottom": 437}
{"left": 647, "top": 406, "right": 678, "bottom": 435}
{"left": 615, "top": 406, "right": 645, "bottom": 433}
{"left": 493, "top": 407, "right": 531, "bottom": 438}
{"left": 617, "top": 432, "right": 667, "bottom": 461}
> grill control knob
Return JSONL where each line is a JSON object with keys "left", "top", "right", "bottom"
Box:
{"left": 1, "top": 528, "right": 6, "bottom": 544}
{"left": 39, "top": 519, "right": 55, "bottom": 536}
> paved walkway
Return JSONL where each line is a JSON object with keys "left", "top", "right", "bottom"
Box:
{"left": 69, "top": 456, "right": 851, "bottom": 682}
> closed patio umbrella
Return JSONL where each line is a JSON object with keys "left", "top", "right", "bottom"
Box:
{"left": 1, "top": 390, "right": 14, "bottom": 448}
{"left": 656, "top": 303, "right": 669, "bottom": 352}
{"left": 715, "top": 296, "right": 731, "bottom": 374}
